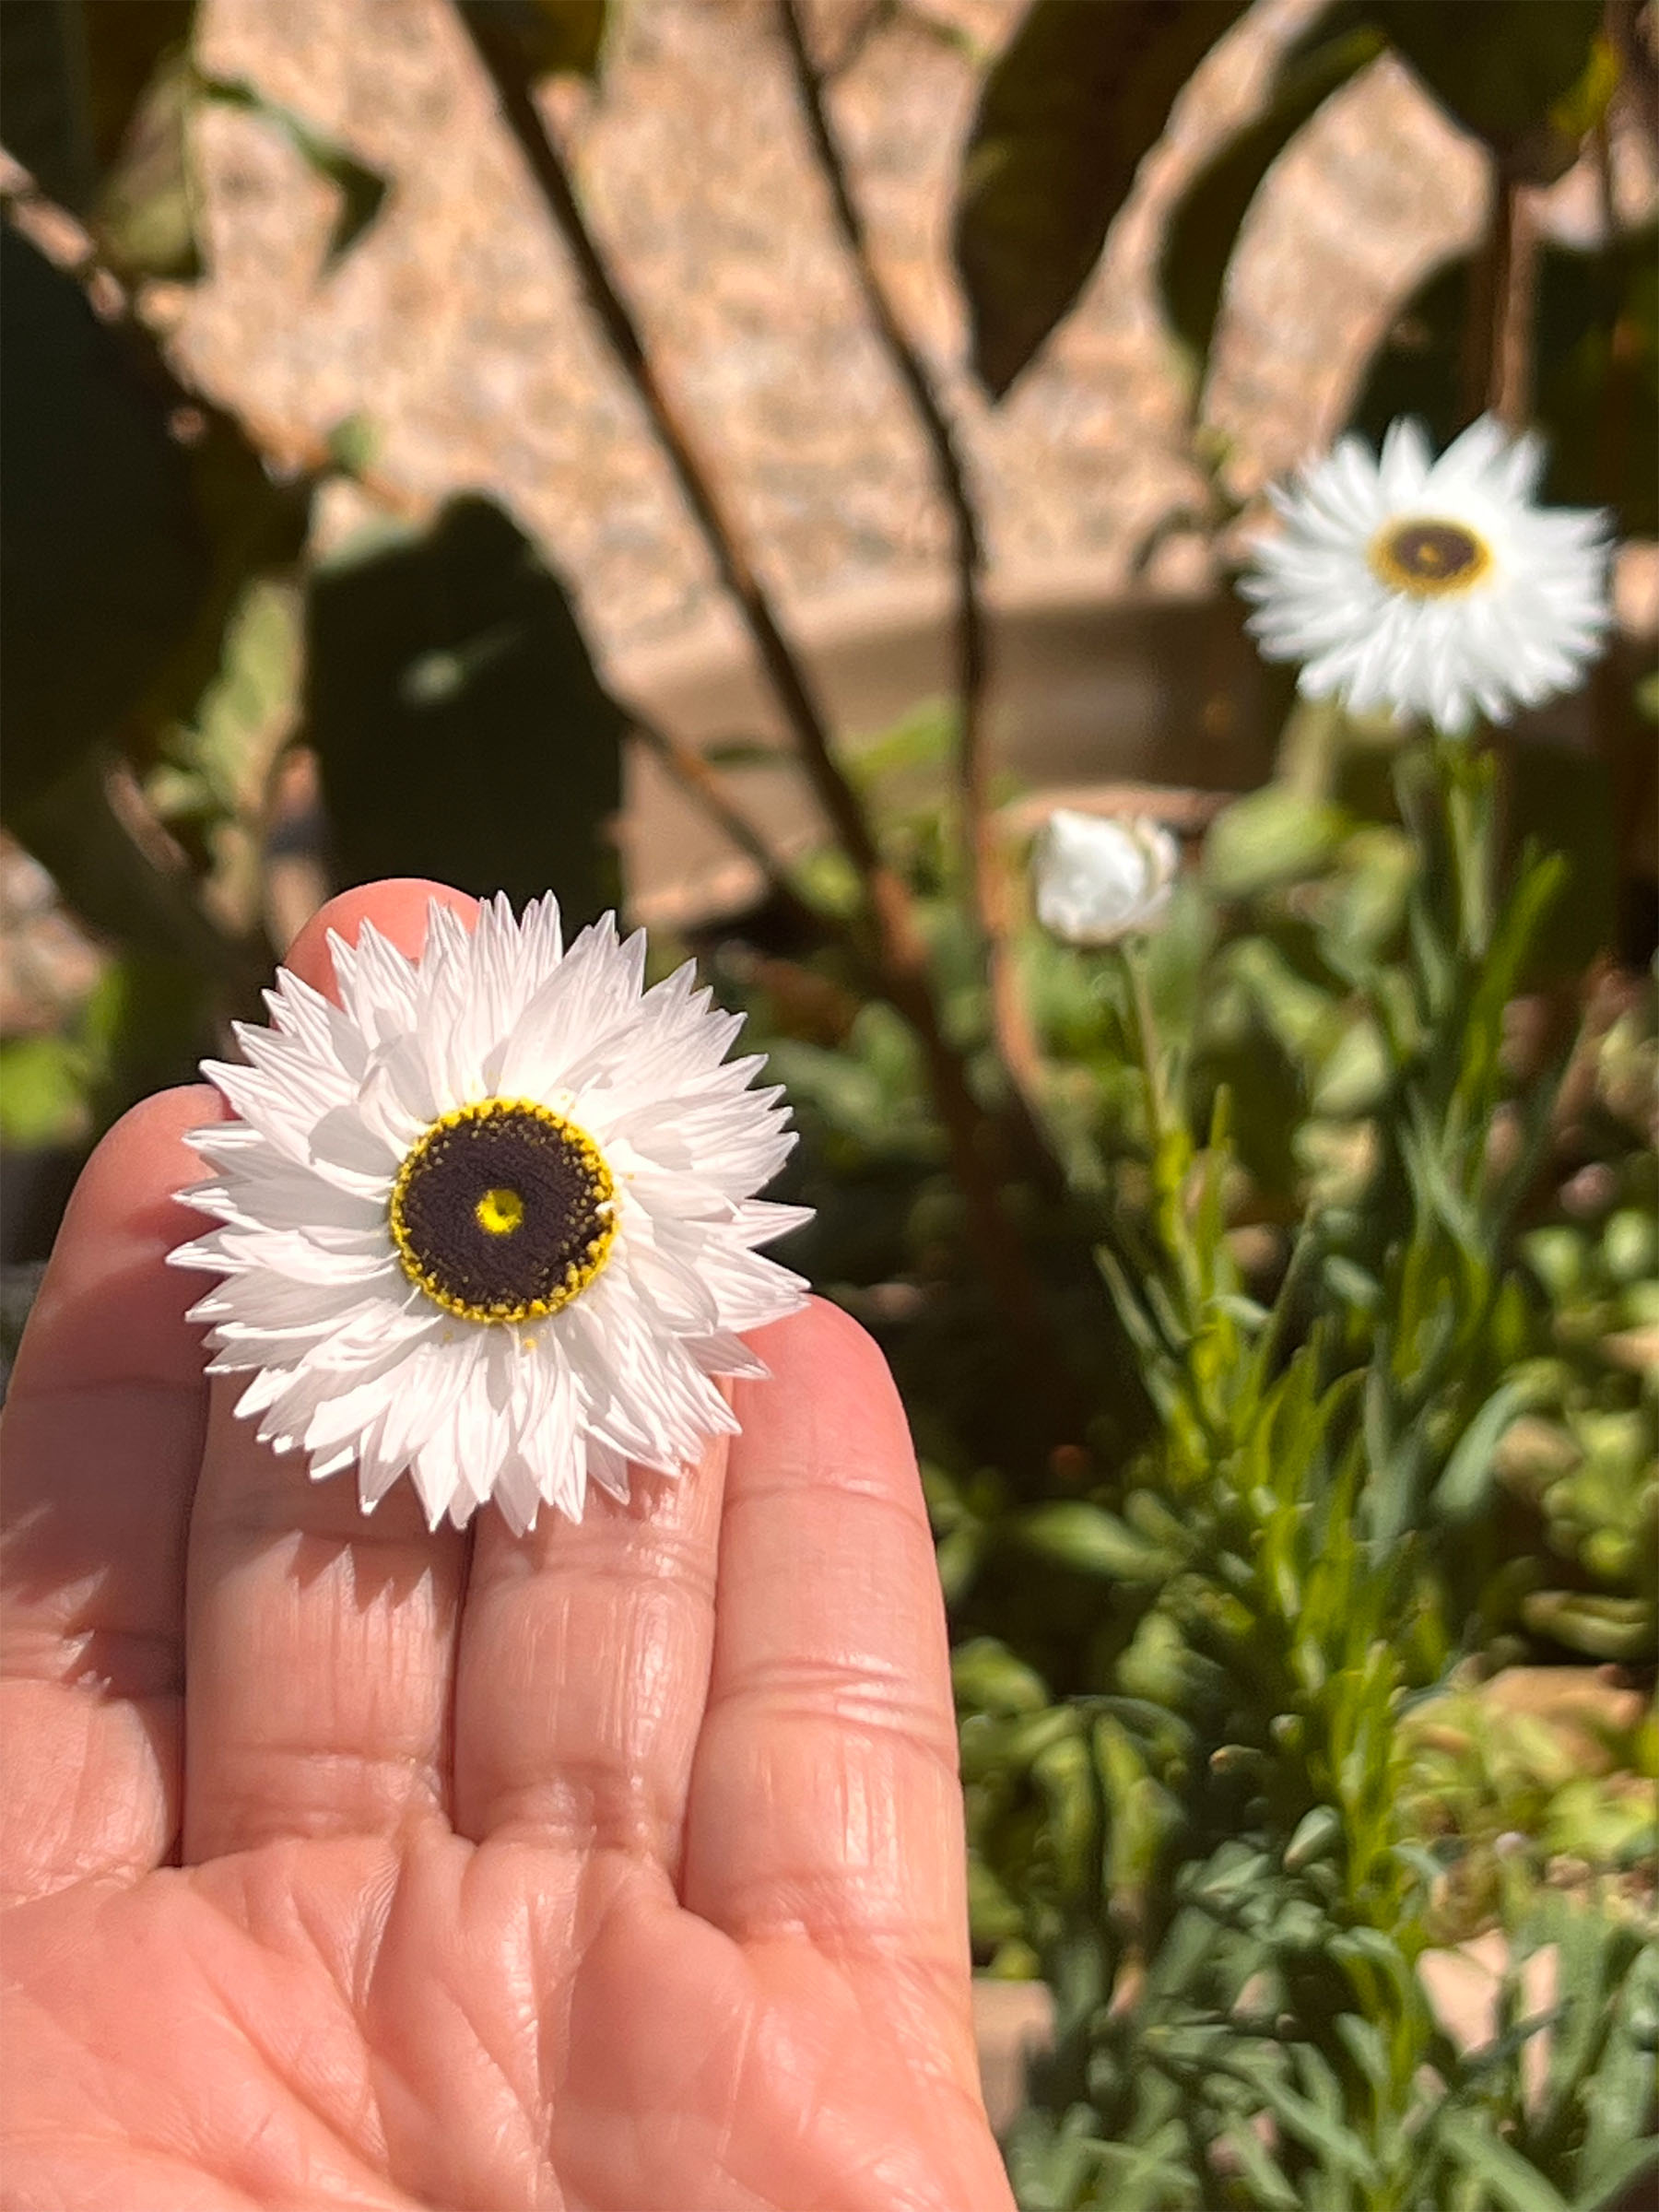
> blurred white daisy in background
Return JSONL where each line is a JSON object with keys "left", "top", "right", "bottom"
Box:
{"left": 171, "top": 896, "right": 809, "bottom": 1533}
{"left": 1032, "top": 810, "right": 1180, "bottom": 947}
{"left": 1241, "top": 414, "right": 1612, "bottom": 735}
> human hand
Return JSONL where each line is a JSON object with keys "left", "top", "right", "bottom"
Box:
{"left": 1, "top": 880, "right": 1015, "bottom": 2212}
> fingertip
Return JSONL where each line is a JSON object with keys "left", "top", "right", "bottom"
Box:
{"left": 10, "top": 1084, "right": 229, "bottom": 1398}
{"left": 746, "top": 1295, "right": 898, "bottom": 1407}
{"left": 282, "top": 878, "right": 478, "bottom": 997}
{"left": 734, "top": 1296, "right": 922, "bottom": 1521}
{"left": 65, "top": 1083, "right": 227, "bottom": 1229}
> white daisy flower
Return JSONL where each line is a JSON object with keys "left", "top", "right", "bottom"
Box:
{"left": 1240, "top": 415, "right": 1612, "bottom": 735}
{"left": 1032, "top": 810, "right": 1180, "bottom": 946}
{"left": 171, "top": 895, "right": 811, "bottom": 1534}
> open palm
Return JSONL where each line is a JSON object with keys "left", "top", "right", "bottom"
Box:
{"left": 1, "top": 881, "right": 1013, "bottom": 2212}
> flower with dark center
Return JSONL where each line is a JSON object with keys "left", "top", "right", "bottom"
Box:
{"left": 1241, "top": 415, "right": 1611, "bottom": 735}
{"left": 171, "top": 896, "right": 810, "bottom": 1532}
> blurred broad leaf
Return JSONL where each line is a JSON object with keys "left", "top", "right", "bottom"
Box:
{"left": 1522, "top": 1589, "right": 1654, "bottom": 1662}
{"left": 954, "top": 0, "right": 1248, "bottom": 399}
{"left": 0, "top": 0, "right": 202, "bottom": 280}
{"left": 1160, "top": 22, "right": 1383, "bottom": 375}
{"left": 1204, "top": 785, "right": 1349, "bottom": 901}
{"left": 307, "top": 495, "right": 627, "bottom": 922}
{"left": 1356, "top": 225, "right": 1658, "bottom": 536}
{"left": 9, "top": 750, "right": 237, "bottom": 972}
{"left": 94, "top": 46, "right": 203, "bottom": 281}
{"left": 84, "top": 947, "right": 227, "bottom": 1125}
{"left": 1504, "top": 743, "right": 1618, "bottom": 978}
{"left": 0, "top": 224, "right": 208, "bottom": 814}
{"left": 1, "top": 226, "right": 305, "bottom": 990}
{"left": 457, "top": 0, "right": 609, "bottom": 80}
{"left": 0, "top": 1033, "right": 92, "bottom": 1148}
{"left": 1373, "top": 0, "right": 1612, "bottom": 181}
{"left": 0, "top": 0, "right": 195, "bottom": 211}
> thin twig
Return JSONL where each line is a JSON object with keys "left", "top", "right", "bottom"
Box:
{"left": 1606, "top": 0, "right": 1659, "bottom": 165}
{"left": 453, "top": 5, "right": 1072, "bottom": 1382}
{"left": 457, "top": 7, "right": 880, "bottom": 884}
{"left": 1461, "top": 173, "right": 1537, "bottom": 430}
{"left": 774, "top": 0, "right": 1046, "bottom": 1112}
{"left": 626, "top": 710, "right": 826, "bottom": 939}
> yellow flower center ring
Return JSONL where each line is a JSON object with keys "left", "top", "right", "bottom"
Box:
{"left": 390, "top": 1098, "right": 617, "bottom": 1324}
{"left": 1369, "top": 517, "right": 1492, "bottom": 599}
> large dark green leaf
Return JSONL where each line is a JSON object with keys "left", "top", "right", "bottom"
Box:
{"left": 306, "top": 496, "right": 626, "bottom": 923}
{"left": 1354, "top": 224, "right": 1658, "bottom": 536}
{"left": 0, "top": 224, "right": 208, "bottom": 813}
{"left": 1160, "top": 22, "right": 1383, "bottom": 372}
{"left": 0, "top": 0, "right": 200, "bottom": 279}
{"left": 954, "top": 0, "right": 1248, "bottom": 399}
{"left": 0, "top": 0, "right": 195, "bottom": 210}
{"left": 1373, "top": 0, "right": 1609, "bottom": 182}
{"left": 94, "top": 46, "right": 202, "bottom": 281}
{"left": 457, "top": 0, "right": 609, "bottom": 80}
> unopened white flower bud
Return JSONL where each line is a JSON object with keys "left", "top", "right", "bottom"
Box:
{"left": 1032, "top": 809, "right": 1180, "bottom": 947}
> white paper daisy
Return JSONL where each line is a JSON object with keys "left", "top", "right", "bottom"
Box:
{"left": 171, "top": 896, "right": 811, "bottom": 1534}
{"left": 1240, "top": 415, "right": 1612, "bottom": 735}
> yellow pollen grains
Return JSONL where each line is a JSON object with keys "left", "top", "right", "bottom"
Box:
{"left": 389, "top": 1098, "right": 618, "bottom": 1324}
{"left": 1369, "top": 518, "right": 1491, "bottom": 599}
{"left": 476, "top": 1186, "right": 525, "bottom": 1236}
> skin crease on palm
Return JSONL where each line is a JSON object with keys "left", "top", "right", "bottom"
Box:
{"left": 0, "top": 879, "right": 1018, "bottom": 2212}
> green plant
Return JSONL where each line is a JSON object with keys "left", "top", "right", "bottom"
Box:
{"left": 949, "top": 750, "right": 1657, "bottom": 2207}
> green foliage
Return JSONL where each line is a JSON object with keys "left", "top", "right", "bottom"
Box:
{"left": 1371, "top": 0, "right": 1612, "bottom": 182}
{"left": 760, "top": 733, "right": 1656, "bottom": 2202}
{"left": 0, "top": 225, "right": 208, "bottom": 815}
{"left": 947, "top": 749, "right": 1658, "bottom": 2206}
{"left": 0, "top": 224, "right": 309, "bottom": 1116}
{"left": 0, "top": 5, "right": 393, "bottom": 283}
{"left": 1357, "top": 228, "right": 1659, "bottom": 537}
{"left": 305, "top": 495, "right": 627, "bottom": 924}
{"left": 953, "top": 0, "right": 1248, "bottom": 398}
{"left": 0, "top": 0, "right": 197, "bottom": 265}
{"left": 456, "top": 0, "right": 610, "bottom": 81}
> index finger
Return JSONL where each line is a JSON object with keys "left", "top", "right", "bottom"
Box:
{"left": 0, "top": 1085, "right": 222, "bottom": 1895}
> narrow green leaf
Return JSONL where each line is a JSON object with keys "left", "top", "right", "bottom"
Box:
{"left": 1433, "top": 1377, "right": 1533, "bottom": 1521}
{"left": 1014, "top": 1500, "right": 1178, "bottom": 1583}
{"left": 1219, "top": 2053, "right": 1382, "bottom": 2184}
{"left": 1283, "top": 1804, "right": 1343, "bottom": 1873}
{"left": 1437, "top": 2111, "right": 1572, "bottom": 2212}
{"left": 1218, "top": 2118, "right": 1300, "bottom": 2209}
{"left": 1521, "top": 1591, "right": 1656, "bottom": 1662}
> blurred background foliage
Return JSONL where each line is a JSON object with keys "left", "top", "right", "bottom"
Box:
{"left": 2, "top": 0, "right": 1655, "bottom": 2202}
